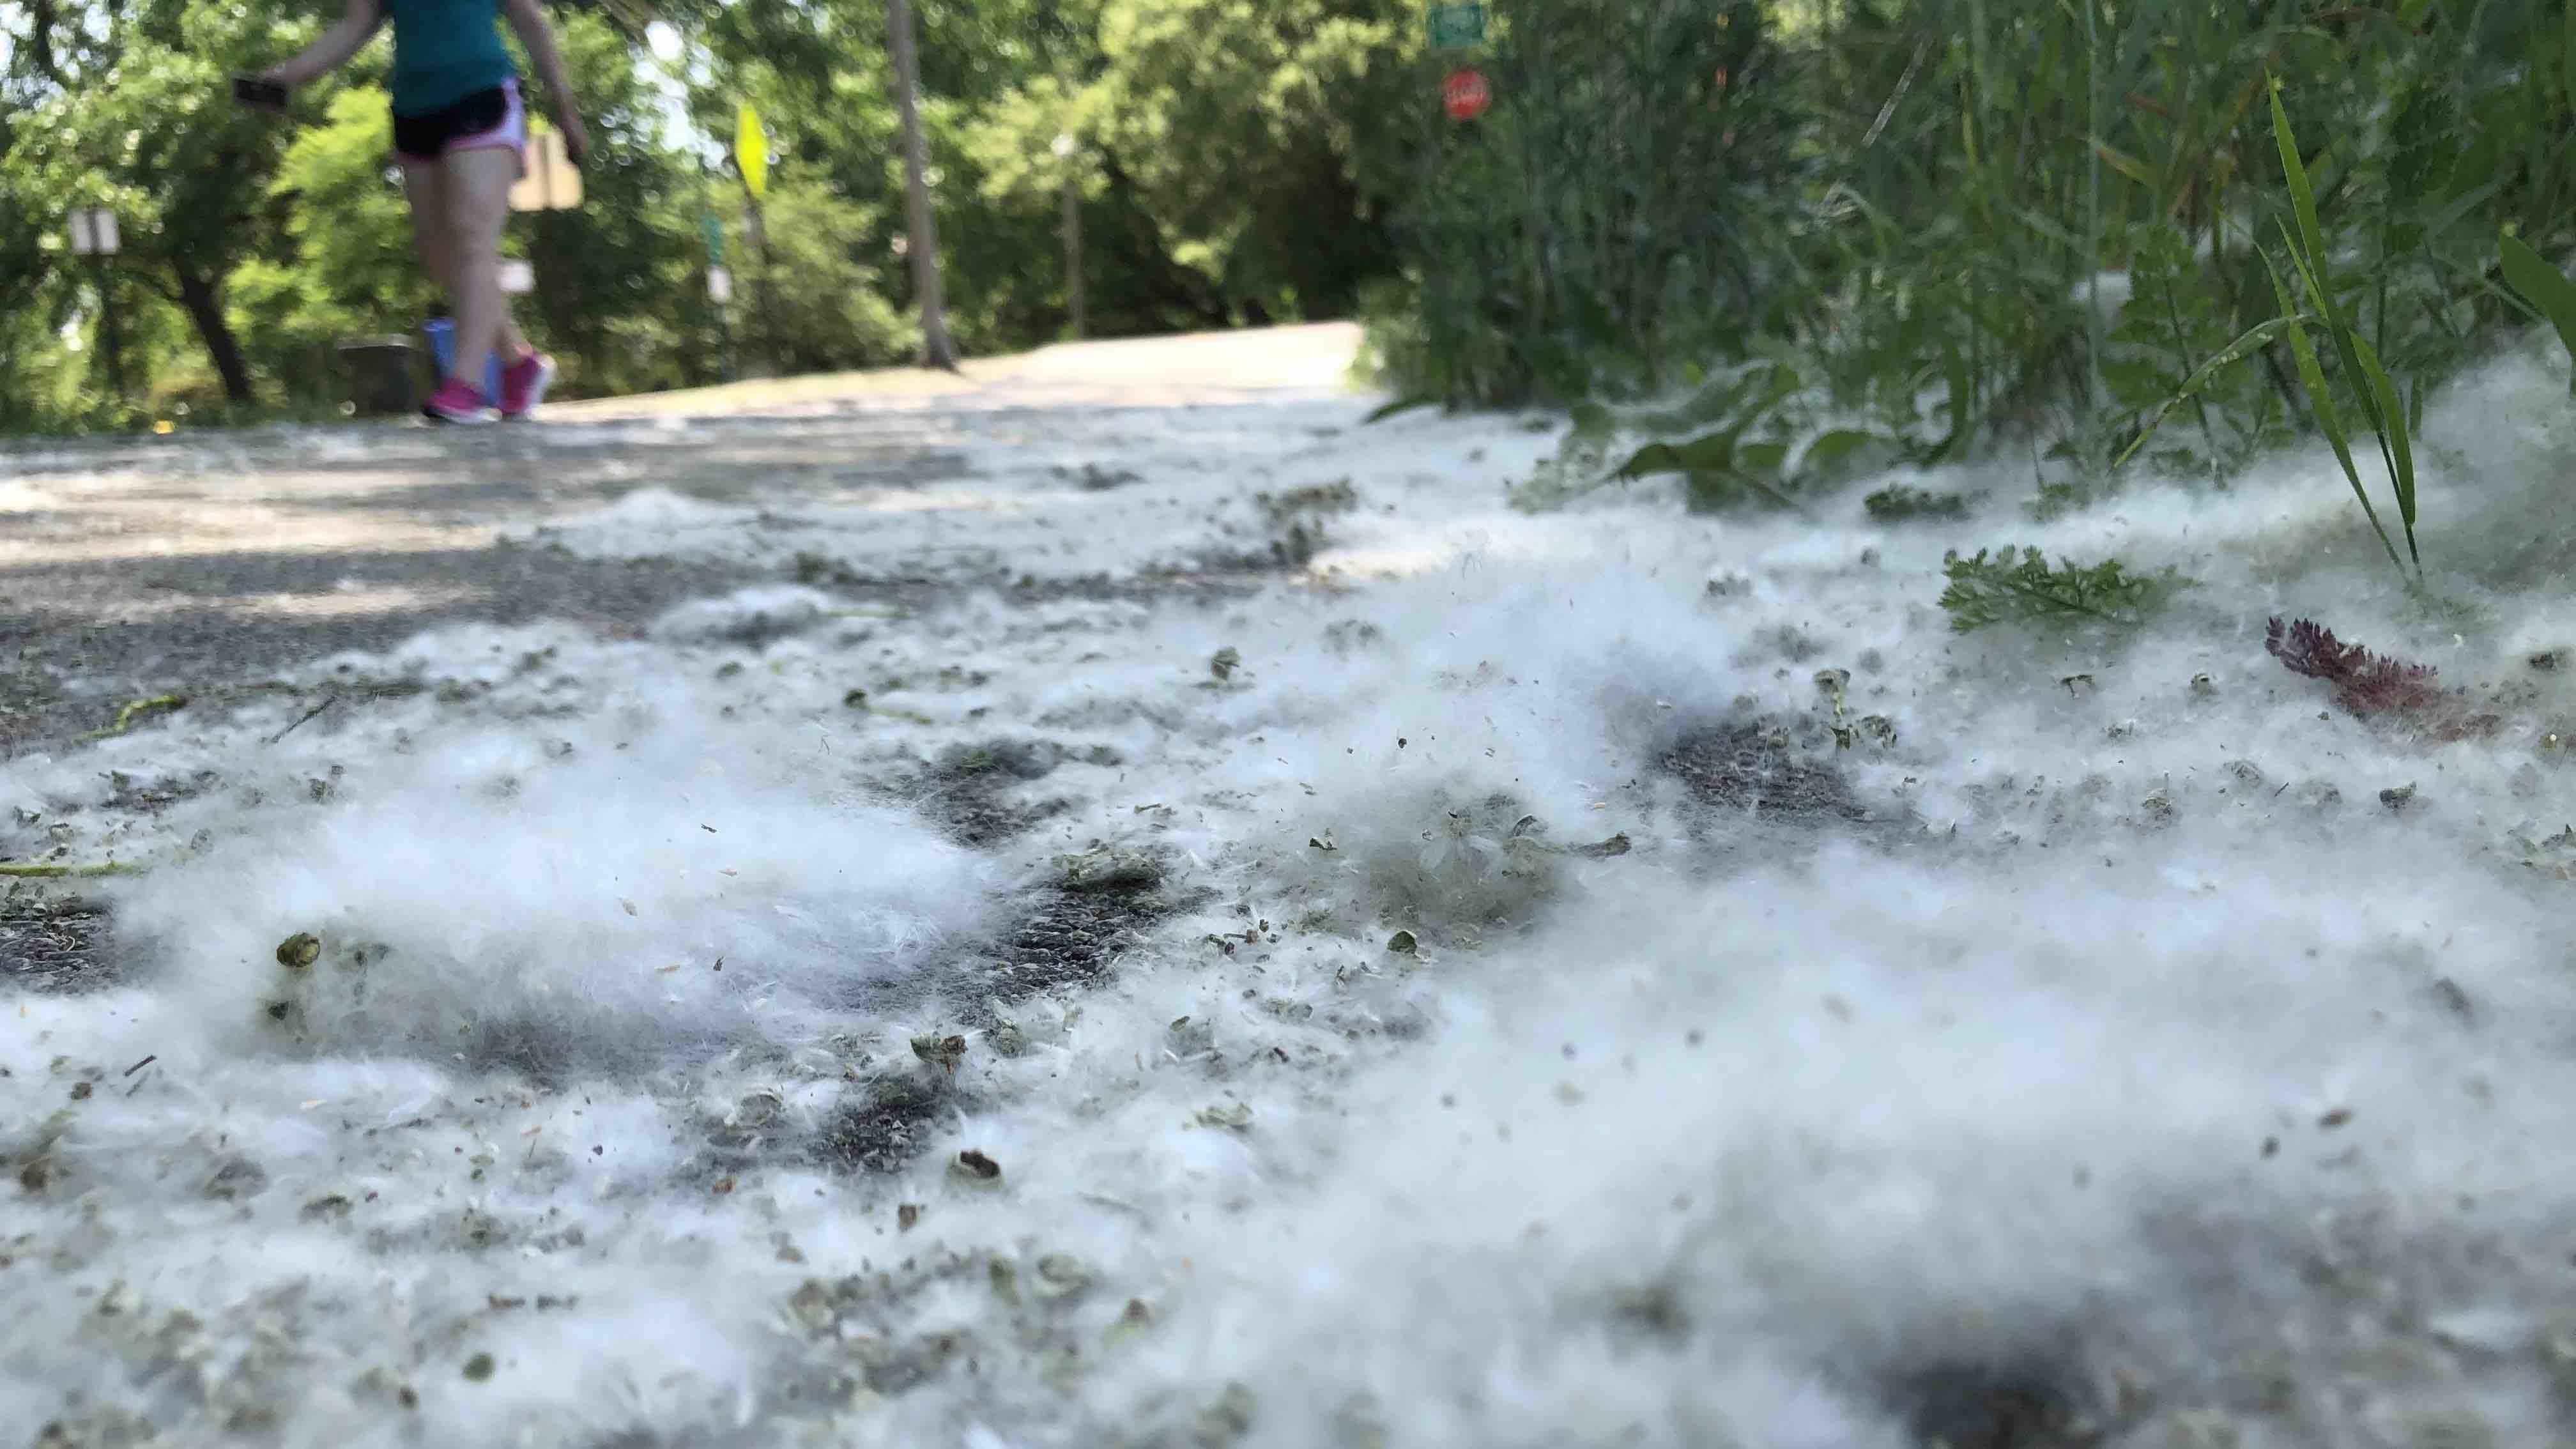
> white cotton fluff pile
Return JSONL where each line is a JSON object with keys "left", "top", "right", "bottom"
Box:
{"left": 8, "top": 344, "right": 2576, "bottom": 1449}
{"left": 110, "top": 728, "right": 991, "bottom": 1077}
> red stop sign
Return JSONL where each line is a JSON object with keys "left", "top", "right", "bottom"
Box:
{"left": 1443, "top": 67, "right": 1491, "bottom": 121}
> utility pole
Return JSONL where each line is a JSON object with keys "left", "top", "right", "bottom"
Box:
{"left": 887, "top": 0, "right": 959, "bottom": 371}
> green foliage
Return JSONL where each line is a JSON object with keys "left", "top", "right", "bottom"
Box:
{"left": 2102, "top": 229, "right": 2293, "bottom": 482}
{"left": 1389, "top": 0, "right": 2576, "bottom": 524}
{"left": 226, "top": 86, "right": 436, "bottom": 402}
{"left": 1378, "top": 0, "right": 1797, "bottom": 406}
{"left": 1936, "top": 546, "right": 2194, "bottom": 635}
{"left": 733, "top": 181, "right": 924, "bottom": 373}
{"left": 1, "top": 0, "right": 310, "bottom": 411}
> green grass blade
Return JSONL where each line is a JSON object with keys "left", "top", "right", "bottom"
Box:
{"left": 2270, "top": 85, "right": 2391, "bottom": 443}
{"left": 2501, "top": 234, "right": 2576, "bottom": 392}
{"left": 1736, "top": 440, "right": 1791, "bottom": 477}
{"left": 2345, "top": 330, "right": 2419, "bottom": 568}
{"left": 2269, "top": 85, "right": 2336, "bottom": 310}
{"left": 2265, "top": 249, "right": 2404, "bottom": 574}
{"left": 1798, "top": 429, "right": 1883, "bottom": 486}
{"left": 1362, "top": 395, "right": 1441, "bottom": 425}
{"left": 1616, "top": 427, "right": 1743, "bottom": 480}
{"left": 2112, "top": 316, "right": 2295, "bottom": 471}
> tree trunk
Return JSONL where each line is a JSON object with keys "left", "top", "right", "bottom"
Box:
{"left": 173, "top": 266, "right": 255, "bottom": 408}
{"left": 886, "top": 0, "right": 959, "bottom": 371}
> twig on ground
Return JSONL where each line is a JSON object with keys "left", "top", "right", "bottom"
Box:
{"left": 269, "top": 691, "right": 340, "bottom": 745}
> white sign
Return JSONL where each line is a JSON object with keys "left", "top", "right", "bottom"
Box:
{"left": 67, "top": 209, "right": 119, "bottom": 256}
{"left": 497, "top": 259, "right": 535, "bottom": 294}
{"left": 507, "top": 129, "right": 584, "bottom": 213}
{"left": 707, "top": 266, "right": 732, "bottom": 304}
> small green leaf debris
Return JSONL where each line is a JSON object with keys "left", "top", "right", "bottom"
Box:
{"left": 462, "top": 1353, "right": 495, "bottom": 1383}
{"left": 1255, "top": 480, "right": 1358, "bottom": 527}
{"left": 275, "top": 933, "right": 321, "bottom": 970}
{"left": 1197, "top": 1101, "right": 1254, "bottom": 1131}
{"left": 80, "top": 694, "right": 186, "bottom": 742}
{"left": 1936, "top": 547, "right": 2193, "bottom": 634}
{"left": 1863, "top": 485, "right": 1970, "bottom": 523}
{"left": 0, "top": 861, "right": 130, "bottom": 879}
{"left": 1209, "top": 647, "right": 1243, "bottom": 682}
{"left": 951, "top": 1148, "right": 1002, "bottom": 1183}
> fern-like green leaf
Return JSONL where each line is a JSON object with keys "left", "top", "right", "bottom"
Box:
{"left": 1936, "top": 547, "right": 2194, "bottom": 634}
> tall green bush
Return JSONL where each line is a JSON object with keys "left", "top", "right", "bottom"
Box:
{"left": 1382, "top": 0, "right": 2576, "bottom": 503}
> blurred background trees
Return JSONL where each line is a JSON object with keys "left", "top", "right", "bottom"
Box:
{"left": 1, "top": 0, "right": 2567, "bottom": 465}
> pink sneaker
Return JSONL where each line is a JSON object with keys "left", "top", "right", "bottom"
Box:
{"left": 499, "top": 351, "right": 556, "bottom": 420}
{"left": 422, "top": 376, "right": 497, "bottom": 425}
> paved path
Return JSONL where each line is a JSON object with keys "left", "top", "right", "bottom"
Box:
{"left": 0, "top": 325, "right": 1366, "bottom": 757}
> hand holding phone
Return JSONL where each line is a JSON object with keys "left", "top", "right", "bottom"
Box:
{"left": 233, "top": 75, "right": 291, "bottom": 113}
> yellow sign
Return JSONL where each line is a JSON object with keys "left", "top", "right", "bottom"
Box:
{"left": 735, "top": 103, "right": 768, "bottom": 202}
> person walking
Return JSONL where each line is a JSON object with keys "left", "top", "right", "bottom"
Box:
{"left": 256, "top": 0, "right": 587, "bottom": 424}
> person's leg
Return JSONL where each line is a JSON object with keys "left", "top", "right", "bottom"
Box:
{"left": 404, "top": 160, "right": 535, "bottom": 354}
{"left": 440, "top": 144, "right": 530, "bottom": 391}
{"left": 401, "top": 162, "right": 455, "bottom": 295}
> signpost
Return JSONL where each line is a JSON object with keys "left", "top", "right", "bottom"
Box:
{"left": 733, "top": 103, "right": 780, "bottom": 375}
{"left": 66, "top": 209, "right": 126, "bottom": 399}
{"left": 1443, "top": 67, "right": 1492, "bottom": 122}
{"left": 1427, "top": 2, "right": 1484, "bottom": 50}
{"left": 1054, "top": 132, "right": 1084, "bottom": 339}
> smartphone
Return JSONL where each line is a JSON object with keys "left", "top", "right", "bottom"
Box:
{"left": 233, "top": 75, "right": 289, "bottom": 111}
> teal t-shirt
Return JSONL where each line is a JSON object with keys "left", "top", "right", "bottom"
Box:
{"left": 385, "top": 0, "right": 514, "bottom": 117}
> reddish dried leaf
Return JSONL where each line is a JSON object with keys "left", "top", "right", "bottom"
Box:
{"left": 2264, "top": 617, "right": 2449, "bottom": 720}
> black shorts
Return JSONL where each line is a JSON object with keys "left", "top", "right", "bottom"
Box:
{"left": 391, "top": 80, "right": 525, "bottom": 164}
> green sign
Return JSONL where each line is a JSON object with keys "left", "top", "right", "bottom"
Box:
{"left": 1427, "top": 2, "right": 1483, "bottom": 50}
{"left": 703, "top": 212, "right": 724, "bottom": 265}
